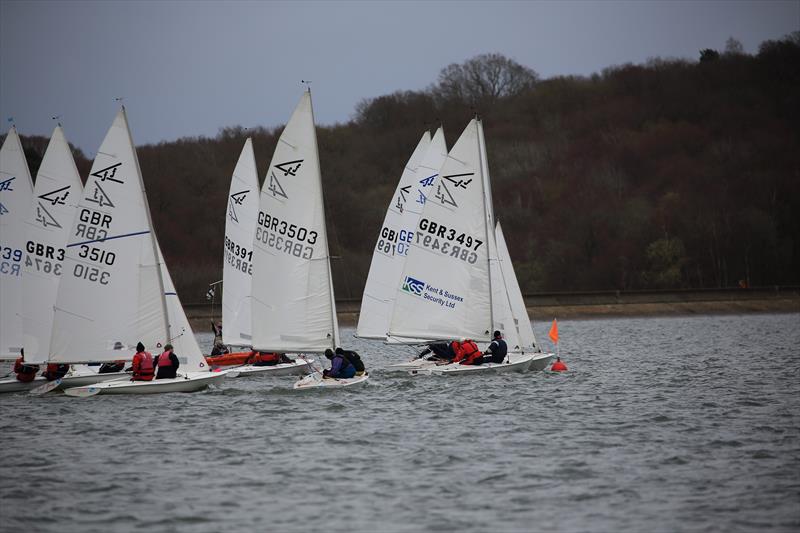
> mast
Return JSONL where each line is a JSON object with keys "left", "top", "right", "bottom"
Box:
{"left": 476, "top": 118, "right": 496, "bottom": 336}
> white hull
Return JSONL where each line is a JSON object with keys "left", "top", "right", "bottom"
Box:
{"left": 61, "top": 371, "right": 130, "bottom": 387}
{"left": 385, "top": 359, "right": 438, "bottom": 373}
{"left": 409, "top": 353, "right": 536, "bottom": 376}
{"left": 529, "top": 352, "right": 555, "bottom": 372}
{"left": 230, "top": 359, "right": 313, "bottom": 378}
{"left": 293, "top": 372, "right": 369, "bottom": 390}
{"left": 0, "top": 376, "right": 46, "bottom": 393}
{"left": 63, "top": 372, "right": 226, "bottom": 396}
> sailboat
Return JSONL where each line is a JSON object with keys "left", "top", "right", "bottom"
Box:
{"left": 29, "top": 107, "right": 225, "bottom": 396}
{"left": 249, "top": 90, "right": 366, "bottom": 390}
{"left": 387, "top": 118, "right": 541, "bottom": 376}
{"left": 357, "top": 127, "right": 448, "bottom": 344}
{"left": 214, "top": 137, "right": 312, "bottom": 377}
{"left": 0, "top": 126, "right": 33, "bottom": 363}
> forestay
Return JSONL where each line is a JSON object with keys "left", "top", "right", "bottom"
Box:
{"left": 251, "top": 91, "right": 339, "bottom": 353}
{"left": 22, "top": 126, "right": 85, "bottom": 364}
{"left": 222, "top": 138, "right": 259, "bottom": 347}
{"left": 388, "top": 119, "right": 494, "bottom": 342}
{"left": 0, "top": 127, "right": 34, "bottom": 359}
{"left": 49, "top": 108, "right": 169, "bottom": 363}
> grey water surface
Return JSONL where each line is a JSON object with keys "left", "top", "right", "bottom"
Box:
{"left": 1, "top": 313, "right": 798, "bottom": 533}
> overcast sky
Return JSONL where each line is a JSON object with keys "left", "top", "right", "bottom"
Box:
{"left": 1, "top": 0, "right": 797, "bottom": 154}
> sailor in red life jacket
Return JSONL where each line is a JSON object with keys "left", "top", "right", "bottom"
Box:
{"left": 41, "top": 362, "right": 70, "bottom": 381}
{"left": 131, "top": 342, "right": 155, "bottom": 381}
{"left": 13, "top": 349, "right": 40, "bottom": 383}
{"left": 452, "top": 339, "right": 482, "bottom": 365}
{"left": 154, "top": 344, "right": 180, "bottom": 379}
{"left": 550, "top": 357, "right": 568, "bottom": 372}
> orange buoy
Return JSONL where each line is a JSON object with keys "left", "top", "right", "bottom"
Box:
{"left": 550, "top": 357, "right": 568, "bottom": 372}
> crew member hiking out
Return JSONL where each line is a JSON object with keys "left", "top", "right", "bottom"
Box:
{"left": 41, "top": 363, "right": 70, "bottom": 381}
{"left": 336, "top": 347, "right": 366, "bottom": 376}
{"left": 323, "top": 348, "right": 356, "bottom": 379}
{"left": 453, "top": 339, "right": 482, "bottom": 365}
{"left": 13, "top": 349, "right": 39, "bottom": 383}
{"left": 131, "top": 342, "right": 155, "bottom": 381}
{"left": 154, "top": 344, "right": 180, "bottom": 379}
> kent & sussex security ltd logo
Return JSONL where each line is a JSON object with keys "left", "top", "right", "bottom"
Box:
{"left": 401, "top": 275, "right": 425, "bottom": 296}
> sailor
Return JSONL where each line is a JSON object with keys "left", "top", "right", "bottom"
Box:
{"left": 550, "top": 357, "right": 568, "bottom": 372}
{"left": 322, "top": 348, "right": 356, "bottom": 379}
{"left": 482, "top": 330, "right": 508, "bottom": 364}
{"left": 41, "top": 362, "right": 70, "bottom": 381}
{"left": 210, "top": 340, "right": 229, "bottom": 357}
{"left": 99, "top": 360, "right": 126, "bottom": 373}
{"left": 453, "top": 339, "right": 482, "bottom": 365}
{"left": 131, "top": 342, "right": 155, "bottom": 381}
{"left": 211, "top": 321, "right": 223, "bottom": 345}
{"left": 417, "top": 342, "right": 456, "bottom": 362}
{"left": 13, "top": 349, "right": 39, "bottom": 383}
{"left": 245, "top": 351, "right": 281, "bottom": 366}
{"left": 336, "top": 347, "right": 366, "bottom": 376}
{"left": 154, "top": 344, "right": 180, "bottom": 379}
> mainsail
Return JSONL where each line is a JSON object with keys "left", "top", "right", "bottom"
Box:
{"left": 222, "top": 138, "right": 259, "bottom": 346}
{"left": 388, "top": 119, "right": 494, "bottom": 342}
{"left": 49, "top": 108, "right": 169, "bottom": 362}
{"left": 0, "top": 127, "right": 34, "bottom": 359}
{"left": 357, "top": 130, "right": 445, "bottom": 340}
{"left": 22, "top": 126, "right": 85, "bottom": 364}
{"left": 251, "top": 91, "right": 339, "bottom": 353}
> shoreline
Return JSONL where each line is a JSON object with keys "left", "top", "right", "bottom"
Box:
{"left": 187, "top": 294, "right": 799, "bottom": 329}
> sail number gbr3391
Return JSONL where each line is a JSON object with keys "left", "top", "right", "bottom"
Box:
{"left": 255, "top": 211, "right": 318, "bottom": 259}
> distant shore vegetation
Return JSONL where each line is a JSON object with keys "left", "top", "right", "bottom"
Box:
{"left": 9, "top": 33, "right": 799, "bottom": 302}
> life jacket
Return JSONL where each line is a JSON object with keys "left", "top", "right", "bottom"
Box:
{"left": 44, "top": 363, "right": 70, "bottom": 381}
{"left": 14, "top": 357, "right": 39, "bottom": 382}
{"left": 331, "top": 354, "right": 355, "bottom": 377}
{"left": 157, "top": 351, "right": 174, "bottom": 367}
{"left": 551, "top": 360, "right": 568, "bottom": 372}
{"left": 462, "top": 340, "right": 482, "bottom": 364}
{"left": 340, "top": 350, "right": 365, "bottom": 372}
{"left": 133, "top": 351, "right": 154, "bottom": 380}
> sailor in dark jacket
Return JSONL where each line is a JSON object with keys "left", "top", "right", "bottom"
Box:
{"left": 154, "top": 344, "right": 181, "bottom": 379}
{"left": 482, "top": 330, "right": 508, "bottom": 364}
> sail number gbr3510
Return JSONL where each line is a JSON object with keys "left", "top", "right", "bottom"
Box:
{"left": 255, "top": 211, "right": 318, "bottom": 259}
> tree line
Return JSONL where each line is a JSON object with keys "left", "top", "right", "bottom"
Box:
{"left": 9, "top": 34, "right": 799, "bottom": 302}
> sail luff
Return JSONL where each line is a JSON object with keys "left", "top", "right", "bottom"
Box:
{"left": 0, "top": 126, "right": 34, "bottom": 359}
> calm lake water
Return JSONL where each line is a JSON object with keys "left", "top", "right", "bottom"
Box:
{"left": 1, "top": 313, "right": 798, "bottom": 532}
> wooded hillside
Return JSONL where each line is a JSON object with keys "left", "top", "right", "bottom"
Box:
{"left": 12, "top": 34, "right": 800, "bottom": 302}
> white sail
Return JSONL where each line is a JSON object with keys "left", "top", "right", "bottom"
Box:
{"left": 0, "top": 126, "right": 34, "bottom": 359}
{"left": 388, "top": 119, "right": 494, "bottom": 342}
{"left": 495, "top": 222, "right": 538, "bottom": 352}
{"left": 222, "top": 138, "right": 259, "bottom": 346}
{"left": 357, "top": 131, "right": 432, "bottom": 339}
{"left": 251, "top": 91, "right": 338, "bottom": 353}
{"left": 156, "top": 243, "right": 207, "bottom": 372}
{"left": 22, "top": 126, "right": 85, "bottom": 364}
{"left": 49, "top": 108, "right": 169, "bottom": 362}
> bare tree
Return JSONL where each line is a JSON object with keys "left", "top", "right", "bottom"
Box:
{"left": 431, "top": 53, "right": 538, "bottom": 104}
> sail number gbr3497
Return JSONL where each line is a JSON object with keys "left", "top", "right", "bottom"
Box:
{"left": 255, "top": 211, "right": 318, "bottom": 259}
{"left": 416, "top": 218, "right": 483, "bottom": 264}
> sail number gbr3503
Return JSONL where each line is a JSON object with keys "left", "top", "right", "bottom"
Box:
{"left": 255, "top": 211, "right": 318, "bottom": 259}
